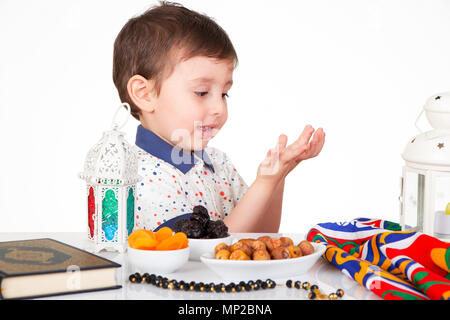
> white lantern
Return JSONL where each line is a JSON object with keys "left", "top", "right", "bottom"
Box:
{"left": 79, "top": 103, "right": 141, "bottom": 252}
{"left": 400, "top": 92, "right": 450, "bottom": 241}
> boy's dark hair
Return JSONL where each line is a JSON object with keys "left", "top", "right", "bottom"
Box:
{"left": 112, "top": 1, "right": 238, "bottom": 120}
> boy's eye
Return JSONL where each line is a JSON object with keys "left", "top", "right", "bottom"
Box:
{"left": 195, "top": 92, "right": 230, "bottom": 99}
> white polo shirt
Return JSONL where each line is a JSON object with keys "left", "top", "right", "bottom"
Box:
{"left": 134, "top": 125, "right": 248, "bottom": 232}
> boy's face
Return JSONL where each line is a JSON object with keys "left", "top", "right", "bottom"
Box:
{"left": 143, "top": 55, "right": 234, "bottom": 152}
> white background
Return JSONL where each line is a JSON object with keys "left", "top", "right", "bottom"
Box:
{"left": 0, "top": 0, "right": 449, "bottom": 233}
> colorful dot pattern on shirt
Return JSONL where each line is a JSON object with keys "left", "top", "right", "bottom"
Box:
{"left": 135, "top": 146, "right": 248, "bottom": 231}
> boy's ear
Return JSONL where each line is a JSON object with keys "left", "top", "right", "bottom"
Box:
{"left": 127, "top": 75, "right": 157, "bottom": 113}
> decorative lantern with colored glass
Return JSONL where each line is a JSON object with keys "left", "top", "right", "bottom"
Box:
{"left": 400, "top": 92, "right": 450, "bottom": 241}
{"left": 79, "top": 103, "right": 141, "bottom": 252}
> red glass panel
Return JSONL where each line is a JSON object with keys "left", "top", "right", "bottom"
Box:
{"left": 88, "top": 187, "right": 95, "bottom": 238}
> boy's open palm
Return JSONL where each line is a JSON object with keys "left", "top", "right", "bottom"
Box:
{"left": 257, "top": 125, "right": 325, "bottom": 182}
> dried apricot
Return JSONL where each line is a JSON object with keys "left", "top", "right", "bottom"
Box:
{"left": 143, "top": 229, "right": 156, "bottom": 240}
{"left": 156, "top": 232, "right": 188, "bottom": 250}
{"left": 128, "top": 229, "right": 154, "bottom": 248}
{"left": 155, "top": 227, "right": 173, "bottom": 242}
{"left": 175, "top": 232, "right": 189, "bottom": 249}
{"left": 132, "top": 237, "right": 159, "bottom": 250}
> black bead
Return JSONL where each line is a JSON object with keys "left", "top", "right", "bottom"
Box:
{"left": 235, "top": 285, "right": 242, "bottom": 292}
{"left": 134, "top": 273, "right": 142, "bottom": 283}
{"left": 194, "top": 283, "right": 201, "bottom": 291}
{"left": 228, "top": 282, "right": 236, "bottom": 289}
{"left": 129, "top": 274, "right": 136, "bottom": 282}
{"left": 308, "top": 292, "right": 317, "bottom": 300}
{"left": 204, "top": 284, "right": 211, "bottom": 292}
{"left": 214, "top": 284, "right": 222, "bottom": 293}
{"left": 310, "top": 284, "right": 318, "bottom": 292}
{"left": 225, "top": 285, "right": 232, "bottom": 292}
{"left": 247, "top": 280, "right": 255, "bottom": 287}
{"left": 286, "top": 280, "right": 292, "bottom": 288}
{"left": 253, "top": 282, "right": 260, "bottom": 290}
{"left": 256, "top": 279, "right": 262, "bottom": 286}
{"left": 239, "top": 281, "right": 246, "bottom": 287}
{"left": 162, "top": 281, "right": 169, "bottom": 289}
{"left": 173, "top": 282, "right": 180, "bottom": 290}
{"left": 302, "top": 282, "right": 310, "bottom": 290}
{"left": 268, "top": 280, "right": 276, "bottom": 289}
{"left": 183, "top": 283, "right": 190, "bottom": 291}
{"left": 245, "top": 283, "right": 252, "bottom": 291}
{"left": 294, "top": 281, "right": 301, "bottom": 289}
{"left": 261, "top": 281, "right": 267, "bottom": 289}
{"left": 336, "top": 289, "right": 344, "bottom": 297}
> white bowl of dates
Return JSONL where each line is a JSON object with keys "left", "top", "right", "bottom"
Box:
{"left": 173, "top": 205, "right": 232, "bottom": 261}
{"left": 199, "top": 235, "right": 326, "bottom": 281}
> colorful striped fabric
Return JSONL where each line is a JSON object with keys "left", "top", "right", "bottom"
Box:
{"left": 306, "top": 218, "right": 450, "bottom": 300}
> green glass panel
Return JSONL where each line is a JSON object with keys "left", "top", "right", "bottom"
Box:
{"left": 102, "top": 189, "right": 118, "bottom": 241}
{"left": 127, "top": 188, "right": 135, "bottom": 236}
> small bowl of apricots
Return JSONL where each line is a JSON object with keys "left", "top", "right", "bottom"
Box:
{"left": 127, "top": 227, "right": 189, "bottom": 274}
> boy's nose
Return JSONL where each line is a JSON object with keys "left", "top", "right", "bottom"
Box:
{"left": 208, "top": 97, "right": 226, "bottom": 116}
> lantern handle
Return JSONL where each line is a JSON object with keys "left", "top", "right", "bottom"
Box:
{"left": 112, "top": 102, "right": 131, "bottom": 131}
{"left": 414, "top": 109, "right": 425, "bottom": 133}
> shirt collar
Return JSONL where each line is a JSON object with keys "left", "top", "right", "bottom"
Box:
{"left": 135, "top": 125, "right": 215, "bottom": 174}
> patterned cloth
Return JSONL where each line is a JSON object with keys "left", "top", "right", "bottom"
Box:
{"left": 306, "top": 218, "right": 450, "bottom": 300}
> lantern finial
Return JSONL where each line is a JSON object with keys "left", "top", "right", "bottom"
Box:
{"left": 111, "top": 102, "right": 131, "bottom": 131}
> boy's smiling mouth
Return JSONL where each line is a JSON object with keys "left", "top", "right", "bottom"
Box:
{"left": 196, "top": 123, "right": 219, "bottom": 140}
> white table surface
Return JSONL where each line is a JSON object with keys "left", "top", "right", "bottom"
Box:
{"left": 0, "top": 232, "right": 380, "bottom": 300}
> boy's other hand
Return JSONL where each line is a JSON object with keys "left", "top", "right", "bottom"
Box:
{"left": 257, "top": 125, "right": 325, "bottom": 183}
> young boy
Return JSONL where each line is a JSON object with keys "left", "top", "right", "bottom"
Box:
{"left": 112, "top": 1, "right": 325, "bottom": 233}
